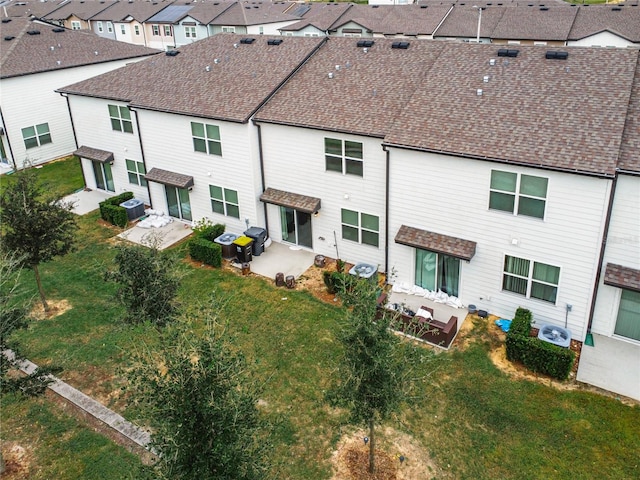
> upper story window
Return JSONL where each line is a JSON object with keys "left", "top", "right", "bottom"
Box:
{"left": 259, "top": 26, "right": 264, "bottom": 35}
{"left": 341, "top": 208, "right": 379, "bottom": 247}
{"left": 126, "top": 159, "right": 147, "bottom": 186}
{"left": 191, "top": 122, "right": 221, "bottom": 156}
{"left": 134, "top": 25, "right": 140, "bottom": 36}
{"left": 107, "top": 22, "right": 113, "bottom": 33}
{"left": 503, "top": 255, "right": 560, "bottom": 304}
{"left": 325, "top": 138, "right": 363, "bottom": 176}
{"left": 97, "top": 21, "right": 103, "bottom": 33}
{"left": 22, "top": 123, "right": 51, "bottom": 149}
{"left": 304, "top": 32, "right": 320, "bottom": 37}
{"left": 108, "top": 105, "right": 133, "bottom": 133}
{"left": 71, "top": 21, "right": 81, "bottom": 30}
{"left": 489, "top": 170, "right": 548, "bottom": 219}
{"left": 164, "top": 25, "right": 172, "bottom": 36}
{"left": 120, "top": 24, "right": 126, "bottom": 35}
{"left": 185, "top": 26, "right": 197, "bottom": 38}
{"left": 209, "top": 185, "right": 239, "bottom": 218}
{"left": 221, "top": 26, "right": 235, "bottom": 33}
{"left": 152, "top": 25, "right": 160, "bottom": 36}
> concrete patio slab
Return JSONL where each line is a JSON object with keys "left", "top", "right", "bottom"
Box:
{"left": 577, "top": 334, "right": 640, "bottom": 401}
{"left": 235, "top": 241, "right": 316, "bottom": 281}
{"left": 63, "top": 189, "right": 114, "bottom": 215}
{"left": 386, "top": 291, "right": 467, "bottom": 334}
{"left": 117, "top": 219, "right": 193, "bottom": 251}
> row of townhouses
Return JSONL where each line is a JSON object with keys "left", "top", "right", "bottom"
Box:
{"left": 5, "top": 0, "right": 640, "bottom": 50}
{"left": 1, "top": 22, "right": 638, "bottom": 399}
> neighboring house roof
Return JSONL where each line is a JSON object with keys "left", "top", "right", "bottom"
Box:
{"left": 212, "top": 1, "right": 300, "bottom": 27}
{"left": 384, "top": 43, "right": 638, "bottom": 177}
{"left": 42, "top": 0, "right": 118, "bottom": 22}
{"left": 173, "top": 2, "right": 236, "bottom": 25}
{"left": 90, "top": 0, "right": 175, "bottom": 23}
{"left": 332, "top": 4, "right": 452, "bottom": 36}
{"left": 618, "top": 55, "right": 640, "bottom": 174}
{"left": 146, "top": 4, "right": 194, "bottom": 23}
{"left": 1, "top": 18, "right": 160, "bottom": 78}
{"left": 281, "top": 2, "right": 352, "bottom": 33}
{"left": 3, "top": 0, "right": 66, "bottom": 19}
{"left": 491, "top": 5, "right": 578, "bottom": 41}
{"left": 57, "top": 34, "right": 326, "bottom": 123}
{"left": 568, "top": 5, "right": 640, "bottom": 43}
{"left": 433, "top": 6, "right": 506, "bottom": 38}
{"left": 255, "top": 37, "right": 445, "bottom": 138}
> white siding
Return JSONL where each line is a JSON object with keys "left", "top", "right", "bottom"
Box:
{"left": 136, "top": 110, "right": 263, "bottom": 231}
{"left": 68, "top": 95, "right": 149, "bottom": 203}
{"left": 387, "top": 148, "right": 610, "bottom": 340}
{"left": 246, "top": 21, "right": 299, "bottom": 36}
{"left": 260, "top": 123, "right": 386, "bottom": 270}
{"left": 568, "top": 31, "right": 635, "bottom": 49}
{"left": 592, "top": 175, "right": 640, "bottom": 337}
{"left": 1, "top": 57, "right": 153, "bottom": 169}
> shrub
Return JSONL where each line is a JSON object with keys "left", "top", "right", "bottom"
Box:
{"left": 99, "top": 192, "right": 134, "bottom": 227}
{"left": 189, "top": 237, "right": 222, "bottom": 268}
{"left": 505, "top": 307, "right": 575, "bottom": 381}
{"left": 192, "top": 219, "right": 226, "bottom": 242}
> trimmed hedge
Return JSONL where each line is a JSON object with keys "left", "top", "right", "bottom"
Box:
{"left": 99, "top": 192, "right": 134, "bottom": 227}
{"left": 189, "top": 237, "right": 222, "bottom": 268}
{"left": 506, "top": 307, "right": 575, "bottom": 381}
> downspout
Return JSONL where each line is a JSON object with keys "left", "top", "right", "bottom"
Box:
{"left": 383, "top": 144, "right": 390, "bottom": 282}
{"left": 130, "top": 108, "right": 153, "bottom": 208}
{"left": 141, "top": 22, "right": 148, "bottom": 48}
{"left": 59, "top": 92, "right": 84, "bottom": 187}
{"left": 585, "top": 173, "right": 618, "bottom": 345}
{"left": 255, "top": 121, "right": 269, "bottom": 234}
{"left": 0, "top": 106, "right": 17, "bottom": 170}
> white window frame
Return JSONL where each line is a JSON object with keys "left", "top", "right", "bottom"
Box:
{"left": 341, "top": 208, "right": 379, "bottom": 248}
{"left": 502, "top": 255, "right": 560, "bottom": 304}
{"left": 221, "top": 26, "right": 235, "bottom": 33}
{"left": 489, "top": 170, "right": 548, "bottom": 219}
{"left": 107, "top": 22, "right": 113, "bottom": 33}
{"left": 71, "top": 21, "right": 81, "bottom": 30}
{"left": 185, "top": 26, "right": 197, "bottom": 38}
{"left": 191, "top": 122, "right": 222, "bottom": 156}
{"left": 97, "top": 21, "right": 103, "bottom": 33}
{"left": 209, "top": 185, "right": 240, "bottom": 218}
{"left": 164, "top": 25, "right": 172, "bottom": 36}
{"left": 120, "top": 24, "right": 126, "bottom": 35}
{"left": 134, "top": 25, "right": 140, "bottom": 36}
{"left": 325, "top": 137, "right": 363, "bottom": 176}
{"left": 304, "top": 32, "right": 320, "bottom": 37}
{"left": 126, "top": 159, "right": 146, "bottom": 186}
{"left": 152, "top": 24, "right": 160, "bottom": 36}
{"left": 21, "top": 123, "right": 52, "bottom": 149}
{"left": 283, "top": 32, "right": 294, "bottom": 36}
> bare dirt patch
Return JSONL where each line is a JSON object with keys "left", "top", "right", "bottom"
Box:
{"left": 29, "top": 299, "right": 71, "bottom": 321}
{"left": 0, "top": 442, "right": 34, "bottom": 479}
{"left": 331, "top": 427, "right": 439, "bottom": 480}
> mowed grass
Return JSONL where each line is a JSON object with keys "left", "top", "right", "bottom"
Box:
{"left": 4, "top": 159, "right": 640, "bottom": 479}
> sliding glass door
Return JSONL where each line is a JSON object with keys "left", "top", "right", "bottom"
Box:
{"left": 280, "top": 207, "right": 312, "bottom": 248}
{"left": 165, "top": 186, "right": 192, "bottom": 221}
{"left": 92, "top": 160, "right": 115, "bottom": 192}
{"left": 415, "top": 249, "right": 460, "bottom": 297}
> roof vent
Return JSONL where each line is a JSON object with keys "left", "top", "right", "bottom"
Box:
{"left": 1, "top": 18, "right": 11, "bottom": 23}
{"left": 4, "top": 36, "right": 15, "bottom": 41}
{"left": 356, "top": 40, "right": 374, "bottom": 47}
{"left": 545, "top": 50, "right": 568, "bottom": 60}
{"left": 26, "top": 30, "right": 41, "bottom": 35}
{"left": 328, "top": 72, "right": 334, "bottom": 79}
{"left": 52, "top": 27, "right": 65, "bottom": 33}
{"left": 372, "top": 4, "right": 379, "bottom": 7}
{"left": 267, "top": 38, "right": 283, "bottom": 45}
{"left": 239, "top": 37, "right": 255, "bottom": 44}
{"left": 214, "top": 58, "right": 220, "bottom": 64}
{"left": 497, "top": 48, "right": 518, "bottom": 57}
{"left": 477, "top": 89, "right": 483, "bottom": 96}
{"left": 391, "top": 41, "right": 410, "bottom": 49}
{"left": 165, "top": 50, "right": 180, "bottom": 56}
{"left": 205, "top": 65, "right": 211, "bottom": 72}
{"left": 540, "top": 6, "right": 549, "bottom": 10}
{"left": 611, "top": 6, "right": 622, "bottom": 10}
{"left": 489, "top": 58, "right": 496, "bottom": 65}
{"left": 420, "top": 5, "right": 427, "bottom": 8}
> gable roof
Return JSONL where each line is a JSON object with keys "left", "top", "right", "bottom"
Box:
{"left": 491, "top": 5, "right": 578, "bottom": 41}
{"left": 42, "top": 0, "right": 118, "bottom": 22}
{"left": 211, "top": 1, "right": 301, "bottom": 27}
{"left": 280, "top": 2, "right": 352, "bottom": 33}
{"left": 146, "top": 4, "right": 194, "bottom": 23}
{"left": 568, "top": 5, "right": 640, "bottom": 43}
{"left": 90, "top": 0, "right": 175, "bottom": 23}
{"left": 57, "top": 34, "right": 326, "bottom": 123}
{"left": 3, "top": 0, "right": 67, "bottom": 19}
{"left": 1, "top": 18, "right": 159, "bottom": 79}
{"left": 433, "top": 6, "right": 506, "bottom": 38}
{"left": 255, "top": 37, "right": 445, "bottom": 138}
{"left": 384, "top": 43, "right": 638, "bottom": 177}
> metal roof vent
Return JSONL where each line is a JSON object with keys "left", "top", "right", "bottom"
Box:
{"left": 545, "top": 51, "right": 568, "bottom": 60}
{"left": 4, "top": 36, "right": 15, "bottom": 41}
{"left": 165, "top": 50, "right": 180, "bottom": 56}
{"left": 26, "top": 30, "right": 41, "bottom": 35}
{"left": 328, "top": 72, "right": 334, "bottom": 79}
{"left": 205, "top": 65, "right": 211, "bottom": 72}
{"left": 497, "top": 48, "right": 518, "bottom": 57}
{"left": 267, "top": 39, "right": 283, "bottom": 45}
{"left": 391, "top": 41, "right": 410, "bottom": 49}
{"left": 356, "top": 40, "right": 374, "bottom": 48}
{"left": 239, "top": 37, "right": 255, "bottom": 44}
{"left": 483, "top": 75, "right": 489, "bottom": 82}
{"left": 52, "top": 27, "right": 65, "bottom": 33}
{"left": 612, "top": 6, "right": 622, "bottom": 10}
{"left": 420, "top": 5, "right": 427, "bottom": 8}
{"left": 540, "top": 6, "right": 549, "bottom": 10}
{"left": 489, "top": 58, "right": 496, "bottom": 65}
{"left": 1, "top": 18, "right": 11, "bottom": 23}
{"left": 214, "top": 58, "right": 220, "bottom": 64}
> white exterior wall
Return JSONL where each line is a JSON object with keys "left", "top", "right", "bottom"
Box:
{"left": 283, "top": 25, "right": 325, "bottom": 37}
{"left": 568, "top": 31, "right": 635, "bottom": 49}
{"left": 246, "top": 21, "right": 300, "bottom": 36}
{"left": 67, "top": 95, "right": 149, "bottom": 203}
{"left": 592, "top": 174, "right": 640, "bottom": 339}
{"left": 136, "top": 109, "right": 263, "bottom": 231}
{"left": 387, "top": 148, "right": 611, "bottom": 340}
{"left": 259, "top": 123, "right": 387, "bottom": 270}
{"left": 174, "top": 19, "right": 209, "bottom": 47}
{"left": 1, "top": 57, "right": 153, "bottom": 169}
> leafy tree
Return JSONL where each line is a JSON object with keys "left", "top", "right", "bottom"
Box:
{"left": 126, "top": 301, "right": 269, "bottom": 480}
{"left": 104, "top": 242, "right": 181, "bottom": 326}
{"left": 0, "top": 169, "right": 77, "bottom": 312}
{"left": 328, "top": 278, "right": 429, "bottom": 474}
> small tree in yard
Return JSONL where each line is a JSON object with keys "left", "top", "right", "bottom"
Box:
{"left": 105, "top": 242, "right": 181, "bottom": 326}
{"left": 0, "top": 169, "right": 77, "bottom": 312}
{"left": 328, "top": 278, "right": 430, "bottom": 474}
{"left": 126, "top": 301, "right": 269, "bottom": 480}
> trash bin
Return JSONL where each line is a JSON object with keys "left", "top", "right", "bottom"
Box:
{"left": 120, "top": 198, "right": 145, "bottom": 220}
{"left": 244, "top": 227, "right": 268, "bottom": 256}
{"left": 233, "top": 236, "right": 253, "bottom": 263}
{"left": 214, "top": 232, "right": 238, "bottom": 259}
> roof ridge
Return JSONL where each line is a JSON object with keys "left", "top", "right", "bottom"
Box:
{"left": 1, "top": 18, "right": 31, "bottom": 67}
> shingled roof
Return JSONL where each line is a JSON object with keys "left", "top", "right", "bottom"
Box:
{"left": 0, "top": 18, "right": 159, "bottom": 79}
{"left": 213, "top": 1, "right": 300, "bottom": 27}
{"left": 90, "top": 0, "right": 174, "bottom": 23}
{"left": 255, "top": 37, "right": 445, "bottom": 138}
{"left": 618, "top": 55, "right": 640, "bottom": 174}
{"left": 604, "top": 264, "right": 640, "bottom": 293}
{"left": 491, "top": 5, "right": 578, "bottom": 41}
{"left": 280, "top": 2, "right": 352, "bottom": 33}
{"left": 384, "top": 43, "right": 638, "bottom": 177}
{"left": 433, "top": 6, "right": 506, "bottom": 38}
{"left": 568, "top": 5, "right": 640, "bottom": 43}
{"left": 42, "top": 0, "right": 117, "bottom": 22}
{"left": 58, "top": 34, "right": 326, "bottom": 123}
{"left": 3, "top": 0, "right": 66, "bottom": 19}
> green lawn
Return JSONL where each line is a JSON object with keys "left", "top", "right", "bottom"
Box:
{"left": 3, "top": 159, "right": 640, "bottom": 479}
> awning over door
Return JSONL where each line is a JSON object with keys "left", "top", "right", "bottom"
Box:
{"left": 260, "top": 187, "right": 321, "bottom": 214}
{"left": 604, "top": 263, "right": 640, "bottom": 292}
{"left": 395, "top": 225, "right": 476, "bottom": 261}
{"left": 73, "top": 145, "right": 113, "bottom": 164}
{"left": 144, "top": 168, "right": 194, "bottom": 189}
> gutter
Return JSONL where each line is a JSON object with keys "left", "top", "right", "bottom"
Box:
{"left": 129, "top": 108, "right": 153, "bottom": 208}
{"left": 383, "top": 144, "right": 390, "bottom": 282}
